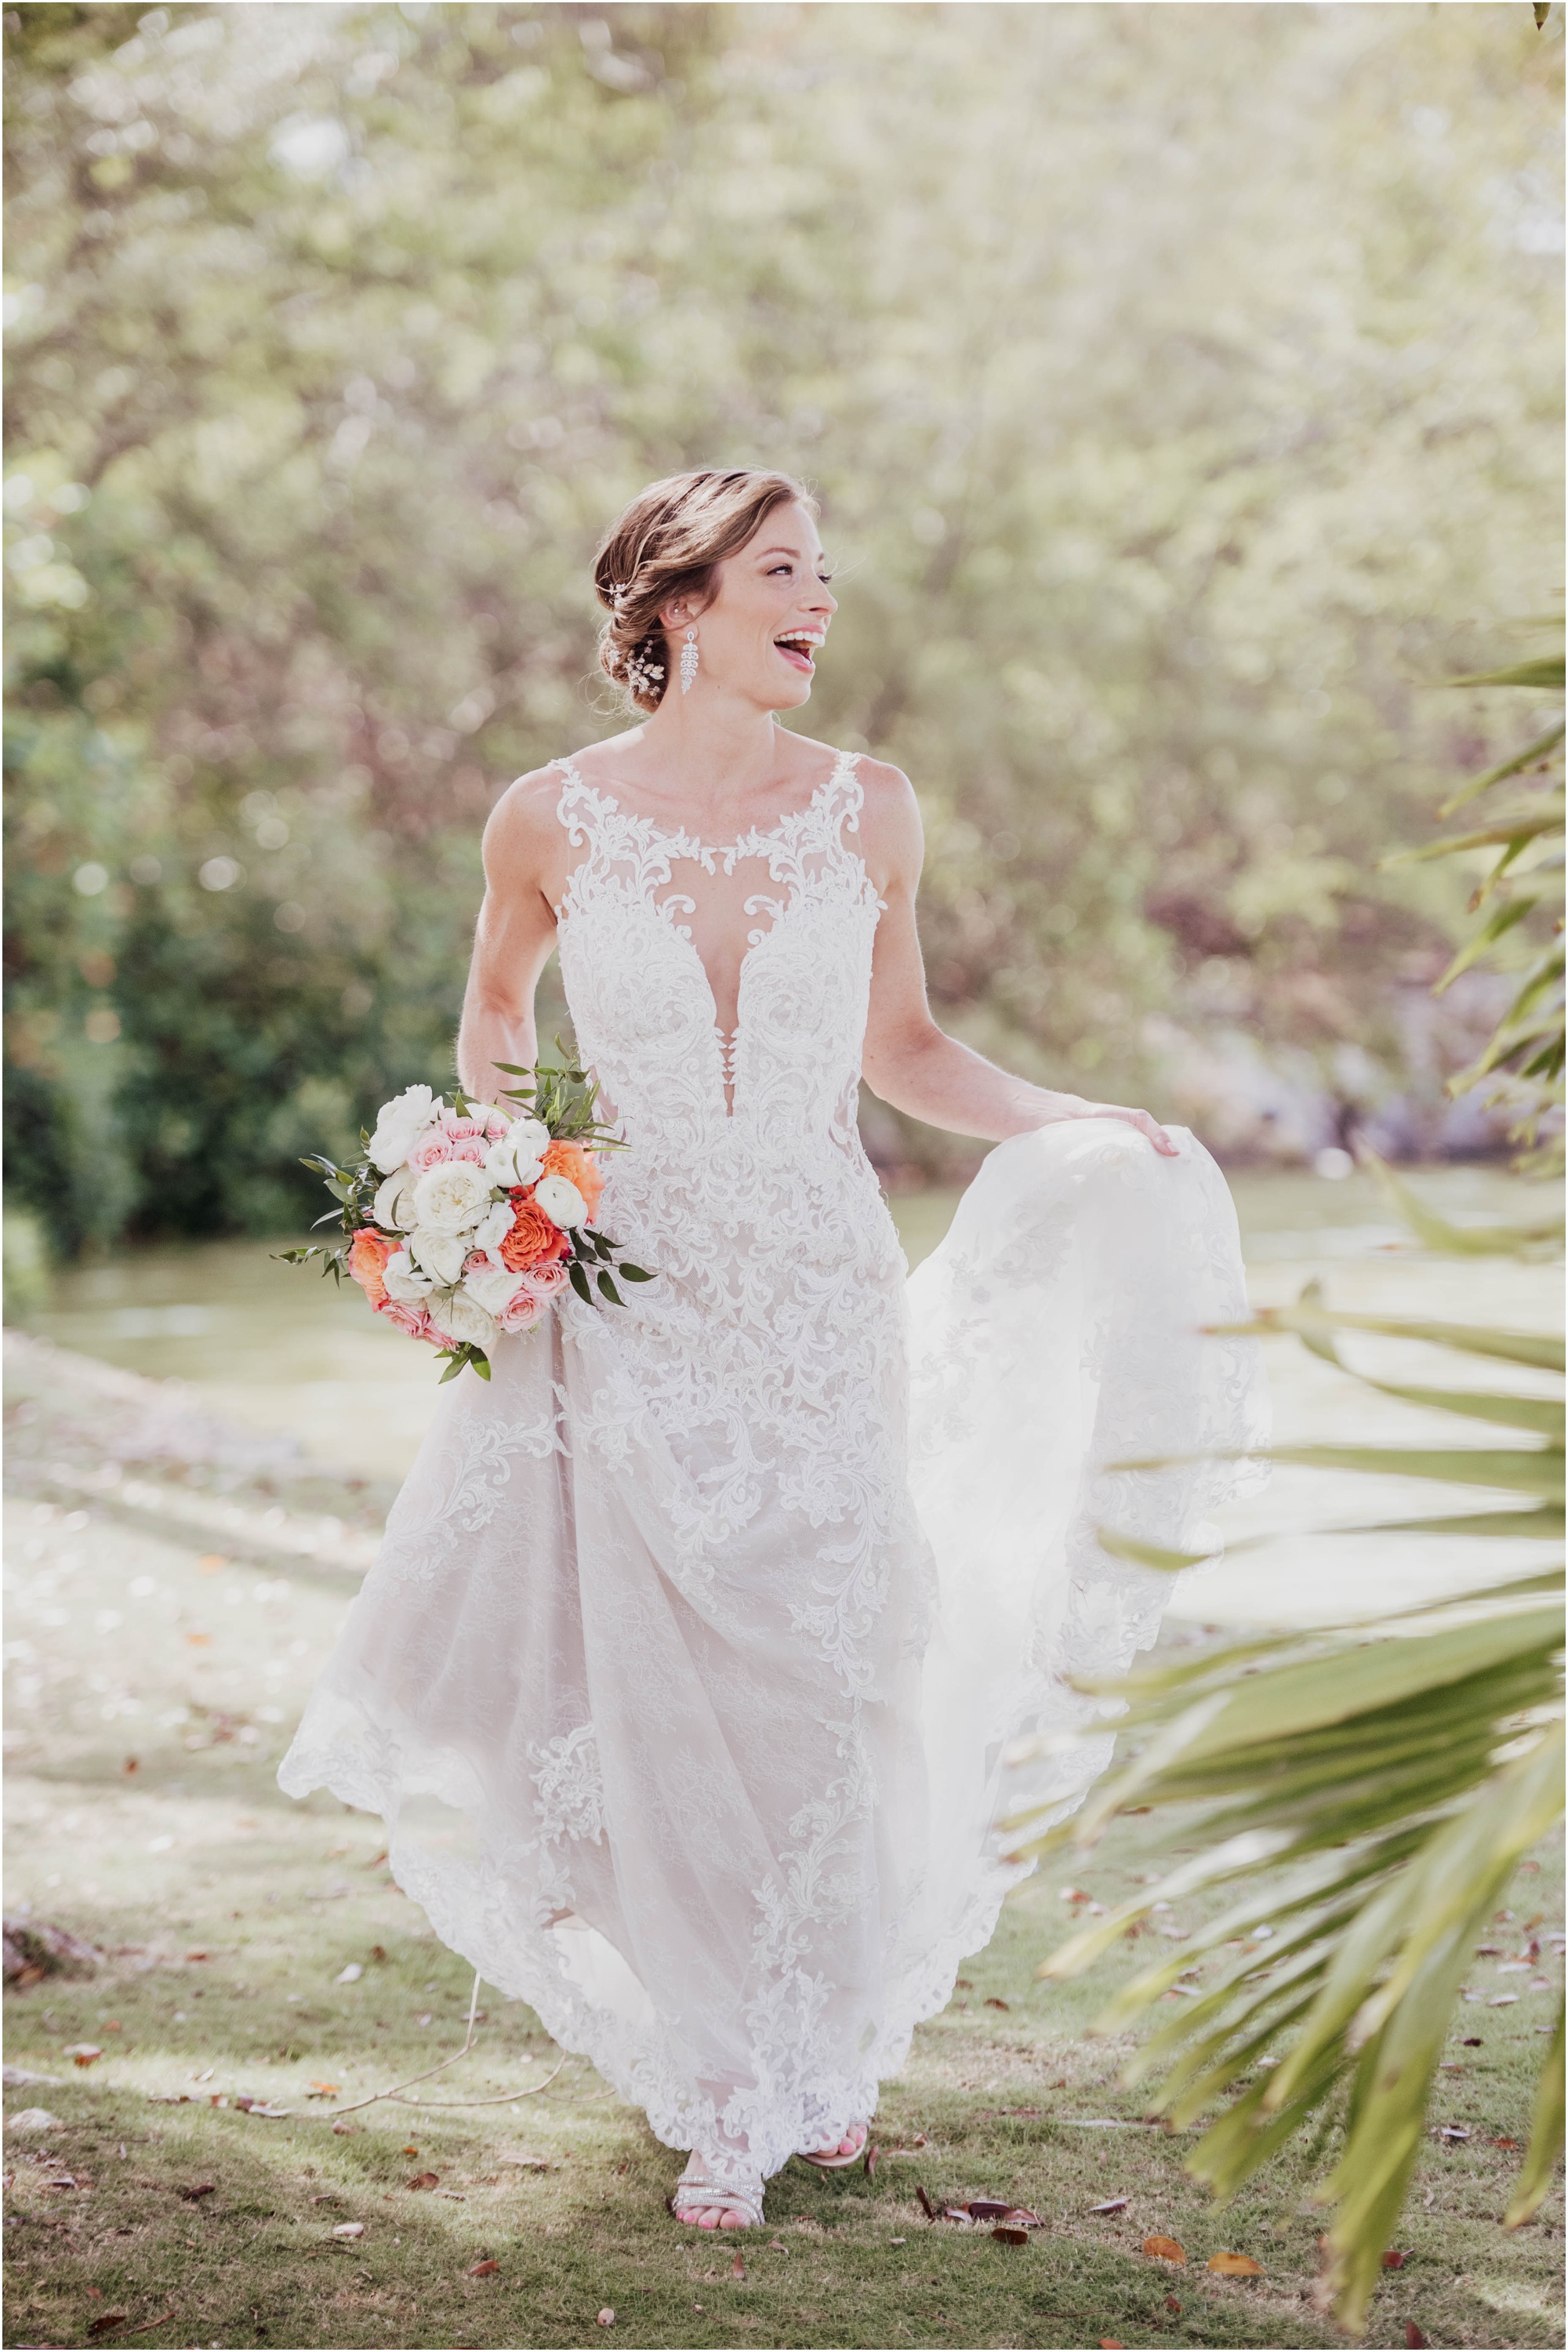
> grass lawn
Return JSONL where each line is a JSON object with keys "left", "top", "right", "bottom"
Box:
{"left": 5, "top": 1331, "right": 1563, "bottom": 2351}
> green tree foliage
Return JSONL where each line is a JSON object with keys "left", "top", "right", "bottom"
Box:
{"left": 5, "top": 1, "right": 1563, "bottom": 1249}
{"left": 1391, "top": 632, "right": 1565, "bottom": 1167}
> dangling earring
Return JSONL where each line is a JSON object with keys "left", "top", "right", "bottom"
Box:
{"left": 680, "top": 626, "right": 699, "bottom": 695}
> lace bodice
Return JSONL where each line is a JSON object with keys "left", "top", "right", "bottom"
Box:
{"left": 553, "top": 747, "right": 884, "bottom": 1158}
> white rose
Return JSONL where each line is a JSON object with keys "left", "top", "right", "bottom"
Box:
{"left": 383, "top": 1249, "right": 434, "bottom": 1301}
{"left": 412, "top": 1160, "right": 492, "bottom": 1235}
{"left": 367, "top": 1084, "right": 440, "bottom": 1175}
{"left": 470, "top": 1197, "right": 516, "bottom": 1258}
{"left": 372, "top": 1168, "right": 417, "bottom": 1232}
{"left": 485, "top": 1116, "right": 550, "bottom": 1189}
{"left": 408, "top": 1227, "right": 468, "bottom": 1286}
{"left": 429, "top": 1287, "right": 499, "bottom": 1351}
{"left": 462, "top": 1263, "right": 530, "bottom": 1319}
{"left": 532, "top": 1173, "right": 586, "bottom": 1229}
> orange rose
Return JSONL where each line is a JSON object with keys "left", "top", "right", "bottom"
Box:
{"left": 348, "top": 1227, "right": 394, "bottom": 1308}
{"left": 500, "top": 1192, "right": 572, "bottom": 1273}
{"left": 540, "top": 1139, "right": 604, "bottom": 1222}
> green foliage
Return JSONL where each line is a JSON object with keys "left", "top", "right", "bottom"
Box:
{"left": 1012, "top": 1281, "right": 1565, "bottom": 2334}
{"left": 4, "top": 2, "right": 1563, "bottom": 1248}
{"left": 1385, "top": 629, "right": 1566, "bottom": 1167}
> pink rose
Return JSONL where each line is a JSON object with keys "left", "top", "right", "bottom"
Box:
{"left": 496, "top": 1289, "right": 546, "bottom": 1335}
{"left": 408, "top": 1111, "right": 493, "bottom": 1174}
{"left": 519, "top": 1260, "right": 571, "bottom": 1303}
{"left": 378, "top": 1296, "right": 437, "bottom": 1343}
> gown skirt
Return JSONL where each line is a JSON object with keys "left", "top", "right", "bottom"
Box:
{"left": 279, "top": 753, "right": 1268, "bottom": 2192}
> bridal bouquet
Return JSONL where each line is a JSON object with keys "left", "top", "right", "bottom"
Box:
{"left": 278, "top": 1054, "right": 651, "bottom": 1382}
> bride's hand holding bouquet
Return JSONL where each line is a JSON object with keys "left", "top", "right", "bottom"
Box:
{"left": 278, "top": 1051, "right": 652, "bottom": 1381}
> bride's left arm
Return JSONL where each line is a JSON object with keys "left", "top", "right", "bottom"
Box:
{"left": 857, "top": 761, "right": 1177, "bottom": 1156}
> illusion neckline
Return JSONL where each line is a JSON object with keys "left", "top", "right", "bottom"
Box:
{"left": 551, "top": 746, "right": 859, "bottom": 859}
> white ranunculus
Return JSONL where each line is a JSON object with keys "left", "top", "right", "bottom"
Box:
{"left": 485, "top": 1115, "right": 550, "bottom": 1189}
{"left": 367, "top": 1084, "right": 440, "bottom": 1174}
{"left": 430, "top": 1287, "right": 499, "bottom": 1351}
{"left": 408, "top": 1227, "right": 468, "bottom": 1286}
{"left": 372, "top": 1168, "right": 417, "bottom": 1232}
{"left": 462, "top": 1263, "right": 528, "bottom": 1319}
{"left": 532, "top": 1172, "right": 586, "bottom": 1229}
{"left": 470, "top": 1197, "right": 516, "bottom": 1258}
{"left": 383, "top": 1249, "right": 435, "bottom": 1301}
{"left": 412, "top": 1159, "right": 492, "bottom": 1235}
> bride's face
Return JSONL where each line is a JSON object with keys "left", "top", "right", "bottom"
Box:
{"left": 667, "top": 500, "right": 837, "bottom": 711}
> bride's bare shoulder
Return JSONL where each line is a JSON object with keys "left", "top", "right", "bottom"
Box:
{"left": 481, "top": 761, "right": 573, "bottom": 885}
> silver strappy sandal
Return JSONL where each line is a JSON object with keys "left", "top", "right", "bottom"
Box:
{"left": 669, "top": 2155, "right": 765, "bottom": 2229}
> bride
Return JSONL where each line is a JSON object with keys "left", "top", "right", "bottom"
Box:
{"left": 279, "top": 467, "right": 1265, "bottom": 2232}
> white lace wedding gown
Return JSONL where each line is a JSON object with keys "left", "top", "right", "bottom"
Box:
{"left": 279, "top": 749, "right": 1266, "bottom": 2198}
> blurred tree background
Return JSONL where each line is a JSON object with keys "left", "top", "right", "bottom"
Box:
{"left": 5, "top": 0, "right": 1563, "bottom": 1258}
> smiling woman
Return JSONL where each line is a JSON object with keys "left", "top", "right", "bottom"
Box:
{"left": 278, "top": 465, "right": 1266, "bottom": 2239}
{"left": 592, "top": 466, "right": 831, "bottom": 713}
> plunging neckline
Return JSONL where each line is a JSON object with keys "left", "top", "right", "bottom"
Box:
{"left": 552, "top": 748, "right": 870, "bottom": 1123}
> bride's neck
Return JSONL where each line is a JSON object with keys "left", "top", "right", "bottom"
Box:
{"left": 630, "top": 693, "right": 784, "bottom": 794}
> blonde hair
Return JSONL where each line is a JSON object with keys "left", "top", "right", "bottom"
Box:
{"left": 593, "top": 468, "right": 818, "bottom": 710}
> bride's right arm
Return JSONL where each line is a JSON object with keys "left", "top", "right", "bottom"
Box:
{"left": 456, "top": 769, "right": 566, "bottom": 1111}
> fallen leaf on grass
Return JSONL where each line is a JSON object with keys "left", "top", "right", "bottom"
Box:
{"left": 966, "top": 2198, "right": 1013, "bottom": 2221}
{"left": 992, "top": 2225, "right": 1030, "bottom": 2246}
{"left": 1491, "top": 2136, "right": 1519, "bottom": 2150}
{"left": 336, "top": 1962, "right": 363, "bottom": 1984}
{"left": 497, "top": 2152, "right": 549, "bottom": 2170}
{"left": 1163, "top": 2298, "right": 1181, "bottom": 2314}
{"left": 1099, "top": 2339, "right": 1124, "bottom": 2348}
{"left": 177, "top": 2183, "right": 216, "bottom": 2201}
{"left": 916, "top": 2183, "right": 937, "bottom": 2220}
{"left": 1438, "top": 2125, "right": 1472, "bottom": 2141}
{"left": 597, "top": 2309, "right": 615, "bottom": 2327}
{"left": 1381, "top": 2250, "right": 1410, "bottom": 2269}
{"left": 405, "top": 2171, "right": 440, "bottom": 2190}
{"left": 1406, "top": 2327, "right": 1428, "bottom": 2349}
{"left": 234, "top": 2099, "right": 291, "bottom": 2118}
{"left": 1461, "top": 2036, "right": 1483, "bottom": 2046}
{"left": 1488, "top": 1994, "right": 1519, "bottom": 2007}
{"left": 331, "top": 2122, "right": 358, "bottom": 2136}
{"left": 86, "top": 2314, "right": 129, "bottom": 2336}
{"left": 731, "top": 2252, "right": 746, "bottom": 2278}
{"left": 983, "top": 1997, "right": 1011, "bottom": 2010}
{"left": 1143, "top": 2235, "right": 1186, "bottom": 2263}
{"left": 1207, "top": 2250, "right": 1263, "bottom": 2276}
{"left": 467, "top": 2259, "right": 499, "bottom": 2278}
{"left": 1089, "top": 2198, "right": 1129, "bottom": 2214}
{"left": 864, "top": 2141, "right": 878, "bottom": 2179}
{"left": 332, "top": 2221, "right": 365, "bottom": 2238}
{"left": 306, "top": 2082, "right": 340, "bottom": 2100}
{"left": 65, "top": 2044, "right": 103, "bottom": 2066}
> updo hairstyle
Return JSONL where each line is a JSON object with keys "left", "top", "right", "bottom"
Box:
{"left": 593, "top": 468, "right": 818, "bottom": 712}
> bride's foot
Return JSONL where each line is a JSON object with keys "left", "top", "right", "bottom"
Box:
{"left": 798, "top": 2120, "right": 869, "bottom": 2169}
{"left": 670, "top": 2155, "right": 764, "bottom": 2231}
